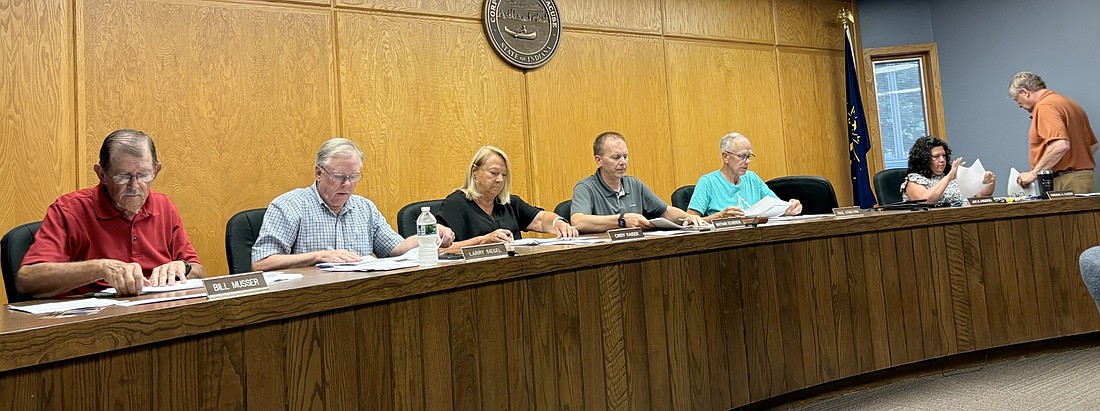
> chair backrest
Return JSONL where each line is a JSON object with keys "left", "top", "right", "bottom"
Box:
{"left": 397, "top": 199, "right": 444, "bottom": 238}
{"left": 873, "top": 168, "right": 909, "bottom": 206}
{"left": 553, "top": 199, "right": 572, "bottom": 222}
{"left": 671, "top": 185, "right": 695, "bottom": 210}
{"left": 225, "top": 208, "right": 266, "bottom": 274}
{"left": 1, "top": 221, "right": 42, "bottom": 303}
{"left": 765, "top": 176, "right": 839, "bottom": 215}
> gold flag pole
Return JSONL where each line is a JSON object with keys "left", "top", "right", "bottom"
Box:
{"left": 837, "top": 8, "right": 854, "bottom": 29}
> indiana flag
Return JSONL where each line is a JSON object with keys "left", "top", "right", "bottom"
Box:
{"left": 844, "top": 27, "right": 876, "bottom": 208}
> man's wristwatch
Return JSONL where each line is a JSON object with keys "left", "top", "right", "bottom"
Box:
{"left": 180, "top": 260, "right": 192, "bottom": 276}
{"left": 618, "top": 212, "right": 626, "bottom": 228}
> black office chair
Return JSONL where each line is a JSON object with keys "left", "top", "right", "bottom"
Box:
{"left": 873, "top": 168, "right": 909, "bottom": 206}
{"left": 671, "top": 185, "right": 695, "bottom": 210}
{"left": 553, "top": 199, "right": 572, "bottom": 222}
{"left": 765, "top": 176, "right": 839, "bottom": 215}
{"left": 397, "top": 199, "right": 444, "bottom": 238}
{"left": 225, "top": 208, "right": 266, "bottom": 274}
{"left": 1, "top": 221, "right": 42, "bottom": 303}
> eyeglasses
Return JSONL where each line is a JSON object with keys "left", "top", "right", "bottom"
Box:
{"left": 320, "top": 165, "right": 362, "bottom": 183}
{"left": 108, "top": 172, "right": 156, "bottom": 185}
{"left": 724, "top": 151, "right": 756, "bottom": 161}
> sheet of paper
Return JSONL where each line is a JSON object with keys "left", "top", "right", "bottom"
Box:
{"left": 646, "top": 217, "right": 710, "bottom": 230}
{"left": 644, "top": 230, "right": 698, "bottom": 236}
{"left": 8, "top": 298, "right": 121, "bottom": 315}
{"left": 317, "top": 259, "right": 418, "bottom": 272}
{"left": 743, "top": 196, "right": 792, "bottom": 218}
{"left": 509, "top": 238, "right": 542, "bottom": 246}
{"left": 264, "top": 272, "right": 304, "bottom": 283}
{"left": 100, "top": 279, "right": 205, "bottom": 296}
{"left": 1007, "top": 167, "right": 1038, "bottom": 198}
{"left": 955, "top": 158, "right": 987, "bottom": 198}
{"left": 117, "top": 293, "right": 207, "bottom": 307}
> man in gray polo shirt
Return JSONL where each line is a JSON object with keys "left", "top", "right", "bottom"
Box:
{"left": 570, "top": 131, "right": 706, "bottom": 233}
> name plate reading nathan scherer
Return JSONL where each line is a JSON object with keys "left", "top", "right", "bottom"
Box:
{"left": 204, "top": 271, "right": 269, "bottom": 300}
{"left": 711, "top": 217, "right": 744, "bottom": 229}
{"left": 461, "top": 243, "right": 510, "bottom": 261}
{"left": 608, "top": 228, "right": 644, "bottom": 241}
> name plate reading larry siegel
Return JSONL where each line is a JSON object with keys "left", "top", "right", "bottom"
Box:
{"left": 204, "top": 271, "right": 269, "bottom": 300}
{"left": 461, "top": 243, "right": 510, "bottom": 261}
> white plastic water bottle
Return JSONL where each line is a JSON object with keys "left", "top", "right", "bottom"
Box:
{"left": 416, "top": 206, "right": 439, "bottom": 267}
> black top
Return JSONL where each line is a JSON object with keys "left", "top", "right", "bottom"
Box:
{"left": 436, "top": 190, "right": 544, "bottom": 241}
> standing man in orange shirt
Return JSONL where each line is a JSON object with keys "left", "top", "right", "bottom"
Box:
{"left": 1009, "top": 71, "right": 1098, "bottom": 194}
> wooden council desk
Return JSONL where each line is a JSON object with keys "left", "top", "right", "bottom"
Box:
{"left": 2, "top": 198, "right": 1100, "bottom": 410}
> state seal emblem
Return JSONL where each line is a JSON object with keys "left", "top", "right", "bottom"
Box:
{"left": 484, "top": 0, "right": 561, "bottom": 70}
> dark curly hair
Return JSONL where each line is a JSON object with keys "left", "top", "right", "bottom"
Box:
{"left": 907, "top": 136, "right": 952, "bottom": 178}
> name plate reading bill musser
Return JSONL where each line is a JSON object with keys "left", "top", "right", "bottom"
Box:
{"left": 204, "top": 271, "right": 269, "bottom": 300}
{"left": 484, "top": 0, "right": 561, "bottom": 70}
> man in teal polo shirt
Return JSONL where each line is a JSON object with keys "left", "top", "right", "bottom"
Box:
{"left": 688, "top": 132, "right": 802, "bottom": 221}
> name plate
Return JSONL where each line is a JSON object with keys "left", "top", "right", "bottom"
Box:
{"left": 204, "top": 271, "right": 268, "bottom": 300}
{"left": 461, "top": 243, "right": 510, "bottom": 261}
{"left": 607, "top": 228, "right": 645, "bottom": 241}
{"left": 832, "top": 206, "right": 863, "bottom": 217}
{"left": 967, "top": 196, "right": 995, "bottom": 205}
{"left": 711, "top": 217, "right": 744, "bottom": 229}
{"left": 1045, "top": 190, "right": 1074, "bottom": 199}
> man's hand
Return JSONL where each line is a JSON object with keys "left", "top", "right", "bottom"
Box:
{"left": 150, "top": 261, "right": 189, "bottom": 287}
{"left": 100, "top": 260, "right": 147, "bottom": 296}
{"left": 715, "top": 206, "right": 744, "bottom": 218}
{"left": 313, "top": 250, "right": 363, "bottom": 264}
{"left": 785, "top": 199, "right": 803, "bottom": 216}
{"left": 623, "top": 213, "right": 654, "bottom": 229}
{"left": 681, "top": 214, "right": 707, "bottom": 227}
{"left": 1018, "top": 170, "right": 1037, "bottom": 186}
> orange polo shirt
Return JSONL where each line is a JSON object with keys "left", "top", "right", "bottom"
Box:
{"left": 1029, "top": 90, "right": 1098, "bottom": 172}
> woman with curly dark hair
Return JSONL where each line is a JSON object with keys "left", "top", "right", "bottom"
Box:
{"left": 901, "top": 136, "right": 995, "bottom": 205}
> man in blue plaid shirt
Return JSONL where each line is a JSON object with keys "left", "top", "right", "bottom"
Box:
{"left": 251, "top": 138, "right": 455, "bottom": 271}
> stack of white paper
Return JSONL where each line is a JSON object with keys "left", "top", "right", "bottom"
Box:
{"left": 956, "top": 158, "right": 987, "bottom": 198}
{"left": 744, "top": 197, "right": 792, "bottom": 218}
{"left": 8, "top": 298, "right": 120, "bottom": 315}
{"left": 1007, "top": 167, "right": 1039, "bottom": 198}
{"left": 317, "top": 259, "right": 419, "bottom": 272}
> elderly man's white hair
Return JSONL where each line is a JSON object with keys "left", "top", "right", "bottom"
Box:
{"left": 315, "top": 138, "right": 365, "bottom": 167}
{"left": 719, "top": 132, "right": 749, "bottom": 152}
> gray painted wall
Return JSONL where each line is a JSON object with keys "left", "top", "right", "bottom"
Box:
{"left": 859, "top": 0, "right": 1100, "bottom": 194}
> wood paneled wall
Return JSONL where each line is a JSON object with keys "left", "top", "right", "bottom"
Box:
{"left": 0, "top": 0, "right": 861, "bottom": 288}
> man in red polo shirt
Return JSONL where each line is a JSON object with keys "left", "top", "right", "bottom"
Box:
{"left": 1009, "top": 71, "right": 1098, "bottom": 194}
{"left": 17, "top": 129, "right": 205, "bottom": 298}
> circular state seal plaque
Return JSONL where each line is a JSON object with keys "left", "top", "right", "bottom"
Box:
{"left": 484, "top": 0, "right": 561, "bottom": 70}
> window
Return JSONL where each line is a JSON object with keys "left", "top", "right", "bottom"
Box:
{"left": 864, "top": 44, "right": 945, "bottom": 171}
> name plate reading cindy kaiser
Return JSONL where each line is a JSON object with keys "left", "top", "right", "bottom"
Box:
{"left": 832, "top": 206, "right": 863, "bottom": 217}
{"left": 607, "top": 228, "right": 645, "bottom": 241}
{"left": 711, "top": 217, "right": 745, "bottom": 230}
{"left": 204, "top": 271, "right": 269, "bottom": 300}
{"left": 461, "top": 243, "right": 510, "bottom": 261}
{"left": 1046, "top": 191, "right": 1075, "bottom": 199}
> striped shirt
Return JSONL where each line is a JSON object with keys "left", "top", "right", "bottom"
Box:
{"left": 252, "top": 183, "right": 403, "bottom": 264}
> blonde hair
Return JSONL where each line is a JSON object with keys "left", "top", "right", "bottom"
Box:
{"left": 459, "top": 146, "right": 512, "bottom": 204}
